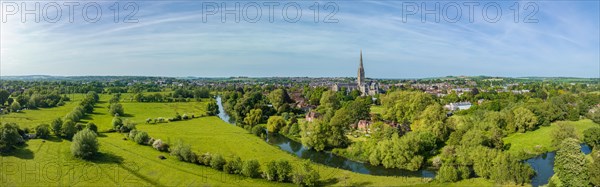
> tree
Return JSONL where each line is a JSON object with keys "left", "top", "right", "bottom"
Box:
{"left": 134, "top": 131, "right": 149, "bottom": 145}
{"left": 510, "top": 107, "right": 538, "bottom": 133}
{"left": 268, "top": 88, "right": 293, "bottom": 114}
{"left": 265, "top": 160, "right": 278, "bottom": 181}
{"left": 551, "top": 122, "right": 577, "bottom": 148}
{"left": 381, "top": 91, "right": 434, "bottom": 124}
{"left": 242, "top": 159, "right": 261, "bottom": 178}
{"left": 292, "top": 161, "right": 320, "bottom": 187}
{"left": 61, "top": 120, "right": 78, "bottom": 140}
{"left": 590, "top": 150, "right": 600, "bottom": 186}
{"left": 108, "top": 103, "right": 125, "bottom": 116}
{"left": 224, "top": 155, "right": 242, "bottom": 174}
{"left": 0, "top": 89, "right": 9, "bottom": 106}
{"left": 87, "top": 123, "right": 98, "bottom": 134}
{"left": 588, "top": 106, "right": 600, "bottom": 124}
{"left": 554, "top": 138, "right": 589, "bottom": 187}
{"left": 0, "top": 123, "right": 24, "bottom": 152}
{"left": 267, "top": 116, "right": 286, "bottom": 133}
{"left": 276, "top": 160, "right": 293, "bottom": 182}
{"left": 301, "top": 121, "right": 328, "bottom": 151}
{"left": 112, "top": 116, "right": 123, "bottom": 131}
{"left": 35, "top": 124, "right": 51, "bottom": 139}
{"left": 437, "top": 163, "right": 459, "bottom": 182}
{"left": 51, "top": 118, "right": 63, "bottom": 136}
{"left": 583, "top": 127, "right": 600, "bottom": 148}
{"left": 243, "top": 109, "right": 262, "bottom": 128}
{"left": 411, "top": 103, "right": 448, "bottom": 141}
{"left": 206, "top": 101, "right": 220, "bottom": 116}
{"left": 210, "top": 154, "right": 226, "bottom": 171}
{"left": 10, "top": 101, "right": 21, "bottom": 112}
{"left": 70, "top": 129, "right": 98, "bottom": 159}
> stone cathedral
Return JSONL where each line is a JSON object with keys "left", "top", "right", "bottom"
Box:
{"left": 332, "top": 50, "right": 380, "bottom": 96}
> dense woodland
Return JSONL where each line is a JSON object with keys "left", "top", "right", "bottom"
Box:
{"left": 1, "top": 76, "right": 599, "bottom": 186}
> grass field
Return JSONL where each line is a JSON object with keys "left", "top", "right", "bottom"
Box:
{"left": 370, "top": 105, "right": 384, "bottom": 115}
{"left": 2, "top": 94, "right": 454, "bottom": 186}
{"left": 504, "top": 119, "right": 599, "bottom": 156}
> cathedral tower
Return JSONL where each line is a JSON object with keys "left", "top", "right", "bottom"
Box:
{"left": 357, "top": 50, "right": 365, "bottom": 87}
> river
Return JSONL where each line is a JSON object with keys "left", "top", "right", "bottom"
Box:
{"left": 214, "top": 96, "right": 591, "bottom": 183}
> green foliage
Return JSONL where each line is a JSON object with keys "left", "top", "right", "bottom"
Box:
{"left": 70, "top": 129, "right": 98, "bottom": 159}
{"left": 61, "top": 120, "right": 78, "bottom": 140}
{"left": 583, "top": 127, "right": 600, "bottom": 148}
{"left": 411, "top": 103, "right": 449, "bottom": 141}
{"left": 381, "top": 91, "right": 434, "bottom": 124}
{"left": 590, "top": 150, "right": 600, "bottom": 186}
{"left": 169, "top": 140, "right": 196, "bottom": 163}
{"left": 554, "top": 138, "right": 589, "bottom": 187}
{"left": 301, "top": 121, "right": 328, "bottom": 151}
{"left": 0, "top": 123, "right": 24, "bottom": 152}
{"left": 241, "top": 159, "right": 261, "bottom": 178}
{"left": 51, "top": 118, "right": 63, "bottom": 136}
{"left": 265, "top": 160, "right": 278, "bottom": 181}
{"left": 210, "top": 153, "right": 226, "bottom": 171}
{"left": 87, "top": 122, "right": 98, "bottom": 134}
{"left": 588, "top": 106, "right": 600, "bottom": 124}
{"left": 108, "top": 103, "right": 125, "bottom": 116}
{"left": 292, "top": 161, "right": 320, "bottom": 187}
{"left": 509, "top": 107, "right": 538, "bottom": 133}
{"left": 368, "top": 132, "right": 435, "bottom": 171}
{"left": 276, "top": 160, "right": 293, "bottom": 182}
{"left": 319, "top": 90, "right": 341, "bottom": 111}
{"left": 268, "top": 88, "right": 293, "bottom": 114}
{"left": 10, "top": 101, "right": 21, "bottom": 112}
{"left": 206, "top": 101, "right": 220, "bottom": 116}
{"left": 251, "top": 125, "right": 266, "bottom": 137}
{"left": 0, "top": 89, "right": 9, "bottom": 105}
{"left": 243, "top": 109, "right": 262, "bottom": 128}
{"left": 35, "top": 124, "right": 51, "bottom": 139}
{"left": 134, "top": 131, "right": 149, "bottom": 145}
{"left": 266, "top": 116, "right": 286, "bottom": 133}
{"left": 551, "top": 122, "right": 577, "bottom": 148}
{"left": 437, "top": 164, "right": 459, "bottom": 182}
{"left": 224, "top": 155, "right": 243, "bottom": 174}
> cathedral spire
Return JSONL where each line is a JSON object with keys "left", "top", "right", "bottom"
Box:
{"left": 357, "top": 50, "right": 365, "bottom": 90}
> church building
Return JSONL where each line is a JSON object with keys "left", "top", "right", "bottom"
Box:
{"left": 332, "top": 50, "right": 380, "bottom": 96}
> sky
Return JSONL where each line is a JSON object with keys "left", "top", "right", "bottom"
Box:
{"left": 0, "top": 0, "right": 599, "bottom": 78}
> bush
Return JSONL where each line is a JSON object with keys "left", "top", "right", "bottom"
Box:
{"left": 152, "top": 139, "right": 169, "bottom": 152}
{"left": 70, "top": 129, "right": 98, "bottom": 159}
{"left": 0, "top": 123, "right": 24, "bottom": 152}
{"left": 61, "top": 120, "right": 78, "bottom": 140}
{"left": 108, "top": 103, "right": 124, "bottom": 116}
{"left": 128, "top": 129, "right": 138, "bottom": 140}
{"left": 252, "top": 125, "right": 266, "bottom": 137}
{"left": 265, "top": 160, "right": 278, "bottom": 181}
{"left": 584, "top": 127, "right": 600, "bottom": 148}
{"left": 134, "top": 131, "right": 149, "bottom": 145}
{"left": 292, "top": 161, "right": 320, "bottom": 186}
{"left": 289, "top": 123, "right": 300, "bottom": 136}
{"left": 182, "top": 114, "right": 189, "bottom": 120}
{"left": 51, "top": 118, "right": 63, "bottom": 136}
{"left": 267, "top": 116, "right": 287, "bottom": 133}
{"left": 170, "top": 141, "right": 196, "bottom": 162}
{"left": 200, "top": 152, "right": 212, "bottom": 166}
{"left": 276, "top": 160, "right": 293, "bottom": 182}
{"left": 224, "top": 155, "right": 242, "bottom": 174}
{"left": 112, "top": 116, "right": 123, "bottom": 130}
{"left": 210, "top": 153, "right": 226, "bottom": 171}
{"left": 87, "top": 123, "right": 98, "bottom": 134}
{"left": 75, "top": 123, "right": 85, "bottom": 131}
{"left": 242, "top": 159, "right": 261, "bottom": 178}
{"left": 35, "top": 124, "right": 51, "bottom": 139}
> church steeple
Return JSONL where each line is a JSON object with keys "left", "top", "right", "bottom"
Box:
{"left": 357, "top": 50, "right": 365, "bottom": 87}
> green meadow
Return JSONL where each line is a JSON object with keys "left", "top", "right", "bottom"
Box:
{"left": 1, "top": 94, "right": 451, "bottom": 186}
{"left": 503, "top": 119, "right": 599, "bottom": 155}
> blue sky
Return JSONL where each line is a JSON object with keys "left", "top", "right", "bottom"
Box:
{"left": 1, "top": 1, "right": 598, "bottom": 78}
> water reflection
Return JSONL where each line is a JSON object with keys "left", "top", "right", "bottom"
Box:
{"left": 526, "top": 143, "right": 592, "bottom": 187}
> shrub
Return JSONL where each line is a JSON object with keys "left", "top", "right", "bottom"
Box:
{"left": 112, "top": 116, "right": 123, "bottom": 130}
{"left": 289, "top": 123, "right": 300, "bottom": 136}
{"left": 170, "top": 141, "right": 196, "bottom": 162}
{"left": 75, "top": 123, "right": 85, "bottom": 131}
{"left": 61, "top": 120, "right": 77, "bottom": 140}
{"left": 224, "top": 155, "right": 242, "bottom": 174}
{"left": 70, "top": 129, "right": 98, "bottom": 159}
{"left": 265, "top": 160, "right": 278, "bottom": 181}
{"left": 242, "top": 159, "right": 261, "bottom": 178}
{"left": 152, "top": 139, "right": 169, "bottom": 152}
{"left": 0, "top": 123, "right": 24, "bottom": 152}
{"left": 210, "top": 153, "right": 226, "bottom": 171}
{"left": 146, "top": 118, "right": 152, "bottom": 124}
{"left": 35, "top": 124, "right": 51, "bottom": 139}
{"left": 200, "top": 152, "right": 212, "bottom": 166}
{"left": 108, "top": 103, "right": 124, "bottom": 116}
{"left": 292, "top": 161, "right": 320, "bottom": 186}
{"left": 128, "top": 129, "right": 139, "bottom": 140}
{"left": 134, "top": 131, "right": 149, "bottom": 145}
{"left": 267, "top": 116, "right": 286, "bottom": 133}
{"left": 87, "top": 123, "right": 98, "bottom": 134}
{"left": 51, "top": 118, "right": 63, "bottom": 136}
{"left": 182, "top": 114, "right": 189, "bottom": 120}
{"left": 252, "top": 125, "right": 266, "bottom": 137}
{"left": 276, "top": 160, "right": 293, "bottom": 182}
